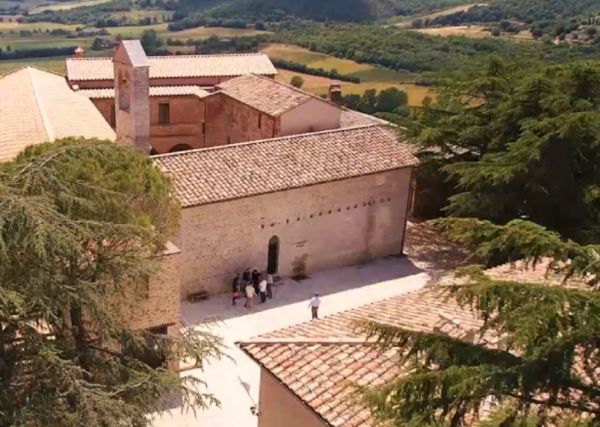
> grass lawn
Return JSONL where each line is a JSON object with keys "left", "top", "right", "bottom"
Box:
{"left": 275, "top": 69, "right": 433, "bottom": 107}
{"left": 0, "top": 56, "right": 65, "bottom": 74}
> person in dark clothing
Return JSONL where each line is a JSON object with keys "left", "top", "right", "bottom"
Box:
{"left": 232, "top": 273, "right": 241, "bottom": 305}
{"left": 242, "top": 268, "right": 251, "bottom": 284}
{"left": 251, "top": 269, "right": 260, "bottom": 294}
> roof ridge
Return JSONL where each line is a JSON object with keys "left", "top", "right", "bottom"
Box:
{"left": 148, "top": 52, "right": 268, "bottom": 59}
{"left": 26, "top": 67, "right": 54, "bottom": 142}
{"left": 151, "top": 124, "right": 382, "bottom": 160}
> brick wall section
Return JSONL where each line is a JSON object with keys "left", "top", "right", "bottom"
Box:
{"left": 204, "top": 93, "right": 277, "bottom": 147}
{"left": 258, "top": 369, "right": 327, "bottom": 427}
{"left": 91, "top": 96, "right": 205, "bottom": 153}
{"left": 174, "top": 167, "right": 412, "bottom": 297}
{"left": 127, "top": 251, "right": 181, "bottom": 337}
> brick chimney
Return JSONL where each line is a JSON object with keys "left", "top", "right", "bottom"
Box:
{"left": 328, "top": 83, "right": 342, "bottom": 104}
{"left": 74, "top": 46, "right": 84, "bottom": 57}
{"left": 113, "top": 40, "right": 150, "bottom": 154}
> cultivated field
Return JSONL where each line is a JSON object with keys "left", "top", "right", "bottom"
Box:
{"left": 30, "top": 0, "right": 111, "bottom": 14}
{"left": 393, "top": 3, "right": 486, "bottom": 27}
{"left": 0, "top": 56, "right": 64, "bottom": 74}
{"left": 272, "top": 61, "right": 433, "bottom": 107}
{"left": 414, "top": 25, "right": 534, "bottom": 40}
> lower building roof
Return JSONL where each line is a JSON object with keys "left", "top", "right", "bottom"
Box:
{"left": 238, "top": 286, "right": 492, "bottom": 427}
{"left": 0, "top": 67, "right": 115, "bottom": 162}
{"left": 152, "top": 125, "right": 418, "bottom": 208}
{"left": 76, "top": 85, "right": 211, "bottom": 99}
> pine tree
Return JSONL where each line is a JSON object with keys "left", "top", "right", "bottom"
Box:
{"left": 0, "top": 139, "right": 223, "bottom": 427}
{"left": 358, "top": 218, "right": 600, "bottom": 426}
{"left": 411, "top": 60, "right": 600, "bottom": 242}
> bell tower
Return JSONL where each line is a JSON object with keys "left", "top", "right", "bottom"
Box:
{"left": 113, "top": 40, "right": 150, "bottom": 153}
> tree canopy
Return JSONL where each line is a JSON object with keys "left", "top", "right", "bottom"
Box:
{"left": 410, "top": 59, "right": 600, "bottom": 243}
{"left": 0, "top": 139, "right": 222, "bottom": 427}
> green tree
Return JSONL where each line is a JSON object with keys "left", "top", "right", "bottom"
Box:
{"left": 290, "top": 75, "right": 304, "bottom": 88}
{"left": 0, "top": 139, "right": 222, "bottom": 427}
{"left": 140, "top": 29, "right": 163, "bottom": 54}
{"left": 359, "top": 217, "right": 600, "bottom": 426}
{"left": 375, "top": 87, "right": 408, "bottom": 113}
{"left": 410, "top": 60, "right": 600, "bottom": 241}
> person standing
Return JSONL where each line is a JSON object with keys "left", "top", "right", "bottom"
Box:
{"left": 259, "top": 277, "right": 267, "bottom": 303}
{"left": 308, "top": 292, "right": 321, "bottom": 320}
{"left": 251, "top": 269, "right": 260, "bottom": 294}
{"left": 245, "top": 283, "right": 255, "bottom": 309}
{"left": 266, "top": 272, "right": 274, "bottom": 299}
{"left": 232, "top": 273, "right": 241, "bottom": 306}
{"left": 242, "top": 268, "right": 251, "bottom": 286}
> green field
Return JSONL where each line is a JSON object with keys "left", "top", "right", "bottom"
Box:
{"left": 0, "top": 56, "right": 64, "bottom": 74}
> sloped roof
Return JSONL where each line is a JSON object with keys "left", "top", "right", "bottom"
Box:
{"left": 239, "top": 287, "right": 492, "bottom": 427}
{"left": 65, "top": 53, "right": 277, "bottom": 82}
{"left": 215, "top": 74, "right": 326, "bottom": 116}
{"left": 0, "top": 67, "right": 115, "bottom": 162}
{"left": 153, "top": 125, "right": 418, "bottom": 208}
{"left": 77, "top": 85, "right": 211, "bottom": 99}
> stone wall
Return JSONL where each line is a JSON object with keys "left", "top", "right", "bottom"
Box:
{"left": 257, "top": 369, "right": 327, "bottom": 427}
{"left": 127, "top": 250, "right": 181, "bottom": 338}
{"left": 204, "top": 93, "right": 277, "bottom": 147}
{"left": 174, "top": 167, "right": 413, "bottom": 297}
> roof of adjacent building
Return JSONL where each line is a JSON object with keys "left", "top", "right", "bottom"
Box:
{"left": 77, "top": 85, "right": 211, "bottom": 99}
{"left": 0, "top": 67, "right": 116, "bottom": 162}
{"left": 238, "top": 287, "right": 492, "bottom": 427}
{"left": 485, "top": 257, "right": 590, "bottom": 288}
{"left": 215, "top": 74, "right": 332, "bottom": 116}
{"left": 65, "top": 53, "right": 277, "bottom": 82}
{"left": 152, "top": 125, "right": 418, "bottom": 208}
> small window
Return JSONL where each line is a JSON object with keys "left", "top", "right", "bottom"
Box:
{"left": 201, "top": 121, "right": 206, "bottom": 134}
{"left": 227, "top": 136, "right": 231, "bottom": 145}
{"left": 110, "top": 104, "right": 116, "bottom": 127}
{"left": 258, "top": 113, "right": 262, "bottom": 129}
{"left": 158, "top": 103, "right": 170, "bottom": 125}
{"left": 118, "top": 70, "right": 130, "bottom": 112}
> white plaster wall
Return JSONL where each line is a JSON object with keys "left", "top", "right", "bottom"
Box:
{"left": 279, "top": 99, "right": 341, "bottom": 136}
{"left": 174, "top": 167, "right": 412, "bottom": 298}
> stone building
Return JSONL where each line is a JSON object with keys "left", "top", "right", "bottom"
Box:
{"left": 154, "top": 125, "right": 418, "bottom": 297}
{"left": 0, "top": 39, "right": 419, "bottom": 340}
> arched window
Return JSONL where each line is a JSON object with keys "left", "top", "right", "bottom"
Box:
{"left": 169, "top": 144, "right": 193, "bottom": 153}
{"left": 267, "top": 236, "right": 279, "bottom": 274}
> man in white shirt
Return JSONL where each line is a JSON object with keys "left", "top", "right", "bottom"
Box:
{"left": 308, "top": 292, "right": 321, "bottom": 319}
{"left": 259, "top": 278, "right": 268, "bottom": 303}
{"left": 266, "top": 273, "right": 274, "bottom": 299}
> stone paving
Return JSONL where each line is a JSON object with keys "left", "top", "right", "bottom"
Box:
{"left": 151, "top": 221, "right": 467, "bottom": 427}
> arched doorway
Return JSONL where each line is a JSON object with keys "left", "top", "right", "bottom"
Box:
{"left": 267, "top": 236, "right": 279, "bottom": 274}
{"left": 169, "top": 143, "right": 193, "bottom": 153}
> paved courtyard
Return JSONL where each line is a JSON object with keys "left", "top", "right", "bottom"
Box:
{"left": 151, "top": 222, "right": 466, "bottom": 427}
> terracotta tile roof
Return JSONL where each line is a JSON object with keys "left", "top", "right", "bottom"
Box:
{"left": 215, "top": 74, "right": 327, "bottom": 116}
{"left": 242, "top": 342, "right": 399, "bottom": 427}
{"left": 65, "top": 53, "right": 277, "bottom": 82}
{"left": 485, "top": 258, "right": 590, "bottom": 288}
{"left": 152, "top": 125, "right": 419, "bottom": 208}
{"left": 340, "top": 108, "right": 391, "bottom": 128}
{"left": 0, "top": 67, "right": 115, "bottom": 162}
{"left": 77, "top": 85, "right": 211, "bottom": 99}
{"left": 239, "top": 287, "right": 491, "bottom": 427}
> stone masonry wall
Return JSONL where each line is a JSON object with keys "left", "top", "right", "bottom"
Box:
{"left": 174, "top": 167, "right": 413, "bottom": 298}
{"left": 127, "top": 251, "right": 181, "bottom": 337}
{"left": 204, "top": 93, "right": 277, "bottom": 147}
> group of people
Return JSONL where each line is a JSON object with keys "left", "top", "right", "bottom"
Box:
{"left": 232, "top": 268, "right": 274, "bottom": 308}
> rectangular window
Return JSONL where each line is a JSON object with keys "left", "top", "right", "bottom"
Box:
{"left": 201, "top": 121, "right": 206, "bottom": 134}
{"left": 110, "top": 104, "right": 116, "bottom": 128}
{"left": 158, "top": 103, "right": 170, "bottom": 125}
{"left": 258, "top": 113, "right": 262, "bottom": 129}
